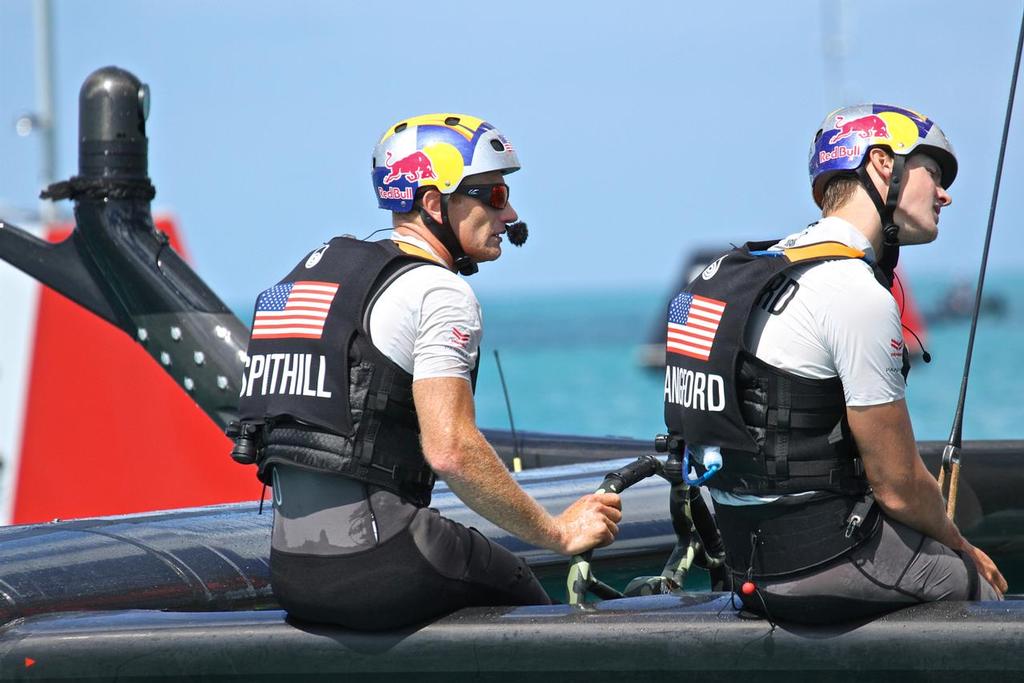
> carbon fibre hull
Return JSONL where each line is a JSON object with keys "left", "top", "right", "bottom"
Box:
{"left": 4, "top": 596, "right": 1024, "bottom": 681}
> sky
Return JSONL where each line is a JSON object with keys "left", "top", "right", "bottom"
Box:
{"left": 1, "top": 0, "right": 1023, "bottom": 307}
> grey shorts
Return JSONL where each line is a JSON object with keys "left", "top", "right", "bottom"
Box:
{"left": 745, "top": 515, "right": 1001, "bottom": 624}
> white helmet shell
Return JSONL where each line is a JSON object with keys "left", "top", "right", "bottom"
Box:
{"left": 372, "top": 114, "right": 520, "bottom": 212}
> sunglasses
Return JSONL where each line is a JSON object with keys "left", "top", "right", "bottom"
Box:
{"left": 452, "top": 183, "right": 510, "bottom": 210}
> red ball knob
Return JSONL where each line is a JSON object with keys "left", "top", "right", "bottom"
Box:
{"left": 741, "top": 581, "right": 756, "bottom": 596}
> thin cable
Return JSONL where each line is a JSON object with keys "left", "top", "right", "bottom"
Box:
{"left": 940, "top": 7, "right": 1024, "bottom": 518}
{"left": 493, "top": 350, "right": 522, "bottom": 471}
{"left": 360, "top": 227, "right": 392, "bottom": 241}
{"left": 946, "top": 5, "right": 1024, "bottom": 452}
{"left": 893, "top": 269, "right": 906, "bottom": 315}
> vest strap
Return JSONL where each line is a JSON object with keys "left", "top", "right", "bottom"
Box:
{"left": 260, "top": 423, "right": 435, "bottom": 503}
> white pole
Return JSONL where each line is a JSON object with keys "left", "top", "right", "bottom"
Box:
{"left": 33, "top": 0, "right": 57, "bottom": 224}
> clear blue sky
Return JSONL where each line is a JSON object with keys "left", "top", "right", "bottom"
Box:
{"left": 2, "top": 1, "right": 1022, "bottom": 306}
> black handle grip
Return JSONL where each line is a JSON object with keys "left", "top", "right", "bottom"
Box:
{"left": 598, "top": 454, "right": 662, "bottom": 494}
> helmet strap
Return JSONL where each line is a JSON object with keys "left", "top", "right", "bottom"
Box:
{"left": 856, "top": 154, "right": 906, "bottom": 287}
{"left": 419, "top": 194, "right": 479, "bottom": 276}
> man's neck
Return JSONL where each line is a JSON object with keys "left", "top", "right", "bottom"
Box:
{"left": 826, "top": 194, "right": 885, "bottom": 258}
{"left": 392, "top": 222, "right": 455, "bottom": 269}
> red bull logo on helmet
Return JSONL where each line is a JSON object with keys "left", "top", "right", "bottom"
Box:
{"left": 382, "top": 151, "right": 437, "bottom": 185}
{"left": 818, "top": 144, "right": 862, "bottom": 164}
{"left": 828, "top": 115, "right": 890, "bottom": 145}
{"left": 377, "top": 186, "right": 413, "bottom": 201}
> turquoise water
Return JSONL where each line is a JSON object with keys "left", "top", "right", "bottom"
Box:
{"left": 473, "top": 272, "right": 1024, "bottom": 443}
{"left": 233, "top": 271, "right": 1023, "bottom": 442}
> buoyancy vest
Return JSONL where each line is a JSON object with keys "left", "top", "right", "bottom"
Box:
{"left": 664, "top": 239, "right": 900, "bottom": 576}
{"left": 236, "top": 236, "right": 447, "bottom": 507}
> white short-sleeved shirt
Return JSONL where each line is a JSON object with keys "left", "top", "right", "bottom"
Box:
{"left": 706, "top": 217, "right": 906, "bottom": 505}
{"left": 745, "top": 217, "right": 906, "bottom": 405}
{"left": 367, "top": 232, "right": 481, "bottom": 383}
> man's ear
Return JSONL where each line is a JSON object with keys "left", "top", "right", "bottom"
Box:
{"left": 419, "top": 188, "right": 443, "bottom": 224}
{"left": 868, "top": 147, "right": 894, "bottom": 183}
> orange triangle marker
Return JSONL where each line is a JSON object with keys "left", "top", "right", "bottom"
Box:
{"left": 25, "top": 657, "right": 36, "bottom": 667}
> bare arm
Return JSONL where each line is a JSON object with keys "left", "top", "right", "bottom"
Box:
{"left": 413, "top": 376, "right": 621, "bottom": 555}
{"left": 848, "top": 399, "right": 1006, "bottom": 593}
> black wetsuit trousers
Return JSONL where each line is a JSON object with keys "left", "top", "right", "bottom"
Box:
{"left": 271, "top": 503, "right": 551, "bottom": 631}
{"left": 742, "top": 514, "right": 1001, "bottom": 624}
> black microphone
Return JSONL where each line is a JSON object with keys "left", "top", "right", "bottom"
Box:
{"left": 506, "top": 221, "right": 528, "bottom": 246}
{"left": 902, "top": 324, "right": 932, "bottom": 363}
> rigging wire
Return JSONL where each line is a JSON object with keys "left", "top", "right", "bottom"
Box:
{"left": 493, "top": 350, "right": 523, "bottom": 473}
{"left": 939, "top": 5, "right": 1024, "bottom": 518}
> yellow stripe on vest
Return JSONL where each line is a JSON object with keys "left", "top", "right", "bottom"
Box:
{"left": 784, "top": 241, "right": 865, "bottom": 263}
{"left": 394, "top": 240, "right": 446, "bottom": 265}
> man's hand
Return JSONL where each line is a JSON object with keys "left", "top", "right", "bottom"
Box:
{"left": 415, "top": 376, "right": 623, "bottom": 555}
{"left": 551, "top": 492, "right": 622, "bottom": 556}
{"left": 963, "top": 541, "right": 1008, "bottom": 596}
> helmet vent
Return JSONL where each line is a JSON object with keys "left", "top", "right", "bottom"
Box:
{"left": 394, "top": 123, "right": 408, "bottom": 133}
{"left": 490, "top": 139, "right": 504, "bottom": 152}
{"left": 445, "top": 116, "right": 460, "bottom": 126}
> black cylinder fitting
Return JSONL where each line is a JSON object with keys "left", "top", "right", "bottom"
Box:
{"left": 79, "top": 66, "right": 150, "bottom": 179}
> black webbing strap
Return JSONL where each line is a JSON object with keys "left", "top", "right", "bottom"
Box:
{"left": 763, "top": 410, "right": 840, "bottom": 430}
{"left": 772, "top": 376, "right": 792, "bottom": 479}
{"left": 419, "top": 194, "right": 478, "bottom": 276}
{"left": 857, "top": 154, "right": 906, "bottom": 286}
{"left": 263, "top": 425, "right": 433, "bottom": 490}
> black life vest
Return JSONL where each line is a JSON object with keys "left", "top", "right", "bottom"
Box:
{"left": 236, "top": 236, "right": 446, "bottom": 506}
{"left": 664, "top": 238, "right": 903, "bottom": 575}
{"left": 665, "top": 239, "right": 891, "bottom": 496}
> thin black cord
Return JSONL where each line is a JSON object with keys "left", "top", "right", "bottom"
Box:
{"left": 902, "top": 324, "right": 932, "bottom": 363}
{"left": 746, "top": 534, "right": 777, "bottom": 629}
{"left": 493, "top": 350, "right": 522, "bottom": 467}
{"left": 893, "top": 269, "right": 906, "bottom": 316}
{"left": 360, "top": 227, "right": 393, "bottom": 241}
{"left": 891, "top": 270, "right": 931, "bottom": 362}
{"left": 728, "top": 530, "right": 777, "bottom": 629}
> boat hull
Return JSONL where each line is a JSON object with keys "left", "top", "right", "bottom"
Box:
{"left": 3, "top": 596, "right": 1024, "bottom": 681}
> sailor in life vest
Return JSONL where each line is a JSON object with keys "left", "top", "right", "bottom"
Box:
{"left": 231, "top": 114, "right": 621, "bottom": 630}
{"left": 663, "top": 104, "right": 1006, "bottom": 624}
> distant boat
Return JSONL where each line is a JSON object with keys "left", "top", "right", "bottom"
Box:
{"left": 927, "top": 278, "right": 1008, "bottom": 324}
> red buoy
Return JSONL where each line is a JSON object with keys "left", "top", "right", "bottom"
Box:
{"left": 741, "top": 581, "right": 756, "bottom": 596}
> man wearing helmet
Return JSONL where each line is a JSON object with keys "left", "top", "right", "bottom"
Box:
{"left": 663, "top": 104, "right": 1005, "bottom": 624}
{"left": 235, "top": 114, "right": 621, "bottom": 630}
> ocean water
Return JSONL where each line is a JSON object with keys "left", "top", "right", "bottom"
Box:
{"left": 233, "top": 271, "right": 1024, "bottom": 442}
{"left": 473, "top": 272, "right": 1024, "bottom": 444}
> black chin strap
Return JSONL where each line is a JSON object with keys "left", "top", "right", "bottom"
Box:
{"left": 418, "top": 194, "right": 478, "bottom": 276}
{"left": 855, "top": 154, "right": 905, "bottom": 287}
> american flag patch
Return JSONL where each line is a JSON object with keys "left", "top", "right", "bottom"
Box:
{"left": 251, "top": 281, "right": 339, "bottom": 339}
{"left": 666, "top": 292, "right": 727, "bottom": 361}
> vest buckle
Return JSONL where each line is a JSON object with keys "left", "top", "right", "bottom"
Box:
{"left": 844, "top": 493, "right": 876, "bottom": 538}
{"left": 226, "top": 421, "right": 262, "bottom": 466}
